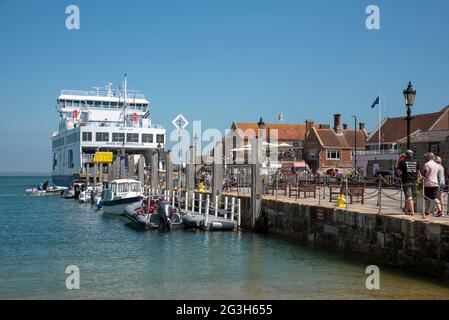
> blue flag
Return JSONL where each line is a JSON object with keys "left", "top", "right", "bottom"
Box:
{"left": 371, "top": 96, "right": 380, "bottom": 108}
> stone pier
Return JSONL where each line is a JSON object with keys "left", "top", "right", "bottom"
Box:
{"left": 232, "top": 194, "right": 449, "bottom": 279}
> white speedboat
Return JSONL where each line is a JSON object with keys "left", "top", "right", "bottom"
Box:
{"left": 26, "top": 183, "right": 67, "bottom": 196}
{"left": 97, "top": 179, "right": 143, "bottom": 215}
{"left": 79, "top": 184, "right": 103, "bottom": 203}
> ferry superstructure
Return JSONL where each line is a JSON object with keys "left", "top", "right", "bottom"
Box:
{"left": 51, "top": 76, "right": 165, "bottom": 186}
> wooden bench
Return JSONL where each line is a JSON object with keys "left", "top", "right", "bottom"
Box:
{"left": 297, "top": 181, "right": 317, "bottom": 199}
{"left": 328, "top": 183, "right": 343, "bottom": 202}
{"left": 346, "top": 183, "right": 366, "bottom": 204}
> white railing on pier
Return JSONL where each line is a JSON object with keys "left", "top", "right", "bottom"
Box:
{"left": 146, "top": 189, "right": 242, "bottom": 228}
{"left": 356, "top": 149, "right": 400, "bottom": 156}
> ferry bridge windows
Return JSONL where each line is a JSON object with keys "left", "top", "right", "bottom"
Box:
{"left": 82, "top": 132, "right": 92, "bottom": 142}
{"left": 52, "top": 136, "right": 65, "bottom": 148}
{"left": 127, "top": 133, "right": 139, "bottom": 143}
{"left": 156, "top": 134, "right": 164, "bottom": 144}
{"left": 112, "top": 133, "right": 125, "bottom": 142}
{"left": 94, "top": 101, "right": 102, "bottom": 108}
{"left": 86, "top": 100, "right": 93, "bottom": 108}
{"left": 66, "top": 132, "right": 80, "bottom": 144}
{"left": 102, "top": 101, "right": 110, "bottom": 108}
{"left": 111, "top": 102, "right": 118, "bottom": 108}
{"left": 73, "top": 101, "right": 79, "bottom": 108}
{"left": 326, "top": 149, "right": 341, "bottom": 160}
{"left": 96, "top": 132, "right": 109, "bottom": 142}
{"left": 142, "top": 134, "right": 153, "bottom": 143}
{"left": 66, "top": 100, "right": 73, "bottom": 107}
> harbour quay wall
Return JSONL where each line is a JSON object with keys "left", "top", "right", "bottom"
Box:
{"left": 235, "top": 195, "right": 449, "bottom": 278}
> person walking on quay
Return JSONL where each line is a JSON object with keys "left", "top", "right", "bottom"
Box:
{"left": 422, "top": 152, "right": 443, "bottom": 217}
{"left": 435, "top": 156, "right": 446, "bottom": 215}
{"left": 396, "top": 150, "right": 420, "bottom": 215}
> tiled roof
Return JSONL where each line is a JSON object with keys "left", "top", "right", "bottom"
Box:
{"left": 233, "top": 122, "right": 310, "bottom": 141}
{"left": 367, "top": 106, "right": 449, "bottom": 144}
{"left": 313, "top": 128, "right": 366, "bottom": 149}
{"left": 398, "top": 130, "right": 449, "bottom": 144}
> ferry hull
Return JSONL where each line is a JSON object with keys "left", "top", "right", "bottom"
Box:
{"left": 51, "top": 175, "right": 74, "bottom": 188}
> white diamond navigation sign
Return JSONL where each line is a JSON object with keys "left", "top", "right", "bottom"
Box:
{"left": 172, "top": 114, "right": 189, "bottom": 130}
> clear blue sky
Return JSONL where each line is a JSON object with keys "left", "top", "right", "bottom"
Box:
{"left": 0, "top": 0, "right": 448, "bottom": 172}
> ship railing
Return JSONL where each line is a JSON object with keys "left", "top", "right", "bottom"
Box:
{"left": 85, "top": 120, "right": 164, "bottom": 129}
{"left": 61, "top": 89, "right": 145, "bottom": 100}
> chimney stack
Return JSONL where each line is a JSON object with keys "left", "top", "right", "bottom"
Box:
{"left": 343, "top": 123, "right": 348, "bottom": 130}
{"left": 305, "top": 119, "right": 315, "bottom": 137}
{"left": 333, "top": 114, "right": 341, "bottom": 133}
{"left": 359, "top": 122, "right": 365, "bottom": 131}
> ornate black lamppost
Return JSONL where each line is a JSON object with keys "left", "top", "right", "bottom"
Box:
{"left": 403, "top": 81, "right": 416, "bottom": 150}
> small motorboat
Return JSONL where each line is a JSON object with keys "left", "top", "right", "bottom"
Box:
{"left": 26, "top": 181, "right": 67, "bottom": 196}
{"left": 79, "top": 184, "right": 102, "bottom": 203}
{"left": 182, "top": 213, "right": 237, "bottom": 231}
{"left": 97, "top": 179, "right": 143, "bottom": 215}
{"left": 124, "top": 196, "right": 183, "bottom": 230}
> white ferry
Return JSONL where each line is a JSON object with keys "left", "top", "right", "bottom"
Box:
{"left": 51, "top": 76, "right": 165, "bottom": 186}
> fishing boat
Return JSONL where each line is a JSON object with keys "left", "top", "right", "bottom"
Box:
{"left": 97, "top": 179, "right": 143, "bottom": 215}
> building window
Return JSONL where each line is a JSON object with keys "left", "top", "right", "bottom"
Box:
{"left": 68, "top": 149, "right": 74, "bottom": 168}
{"left": 156, "top": 134, "right": 165, "bottom": 144}
{"left": 127, "top": 133, "right": 139, "bottom": 143}
{"left": 326, "top": 149, "right": 341, "bottom": 160}
{"left": 112, "top": 132, "right": 125, "bottom": 142}
{"left": 430, "top": 144, "right": 439, "bottom": 155}
{"left": 96, "top": 132, "right": 109, "bottom": 142}
{"left": 53, "top": 153, "right": 58, "bottom": 170}
{"left": 142, "top": 134, "right": 153, "bottom": 143}
{"left": 309, "top": 150, "right": 317, "bottom": 160}
{"left": 82, "top": 132, "right": 92, "bottom": 142}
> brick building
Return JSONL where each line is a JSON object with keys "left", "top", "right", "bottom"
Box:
{"left": 223, "top": 119, "right": 325, "bottom": 164}
{"left": 357, "top": 105, "right": 449, "bottom": 176}
{"left": 303, "top": 114, "right": 367, "bottom": 173}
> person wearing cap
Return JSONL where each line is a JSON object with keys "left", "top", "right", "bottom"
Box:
{"left": 396, "top": 150, "right": 421, "bottom": 215}
{"left": 435, "top": 156, "right": 446, "bottom": 213}
{"left": 422, "top": 152, "right": 443, "bottom": 217}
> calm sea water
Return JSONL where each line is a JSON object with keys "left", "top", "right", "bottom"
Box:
{"left": 1, "top": 176, "right": 449, "bottom": 300}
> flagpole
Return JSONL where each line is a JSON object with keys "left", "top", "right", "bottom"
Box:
{"left": 378, "top": 93, "right": 381, "bottom": 151}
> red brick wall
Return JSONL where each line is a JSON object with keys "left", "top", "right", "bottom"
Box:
{"left": 319, "top": 148, "right": 353, "bottom": 171}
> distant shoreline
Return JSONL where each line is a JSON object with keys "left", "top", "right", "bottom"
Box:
{"left": 0, "top": 172, "right": 50, "bottom": 177}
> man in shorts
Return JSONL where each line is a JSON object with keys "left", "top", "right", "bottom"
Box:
{"left": 396, "top": 150, "right": 420, "bottom": 215}
{"left": 422, "top": 152, "right": 443, "bottom": 217}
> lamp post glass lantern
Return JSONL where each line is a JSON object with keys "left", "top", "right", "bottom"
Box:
{"left": 403, "top": 81, "right": 416, "bottom": 150}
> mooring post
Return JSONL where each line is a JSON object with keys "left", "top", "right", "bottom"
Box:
{"left": 231, "top": 197, "right": 235, "bottom": 221}
{"left": 138, "top": 156, "right": 144, "bottom": 186}
{"left": 185, "top": 192, "right": 189, "bottom": 211}
{"left": 186, "top": 146, "right": 195, "bottom": 196}
{"left": 215, "top": 195, "right": 219, "bottom": 217}
{"left": 237, "top": 198, "right": 241, "bottom": 227}
{"left": 199, "top": 193, "right": 203, "bottom": 214}
{"left": 205, "top": 195, "right": 210, "bottom": 229}
{"left": 172, "top": 191, "right": 176, "bottom": 207}
{"left": 98, "top": 163, "right": 103, "bottom": 184}
{"left": 119, "top": 156, "right": 125, "bottom": 179}
{"left": 211, "top": 145, "right": 223, "bottom": 200}
{"left": 192, "top": 192, "right": 195, "bottom": 212}
{"left": 151, "top": 151, "right": 159, "bottom": 191}
{"left": 128, "top": 156, "right": 135, "bottom": 179}
{"left": 224, "top": 196, "right": 229, "bottom": 219}
{"left": 93, "top": 162, "right": 98, "bottom": 185}
{"left": 166, "top": 150, "right": 173, "bottom": 194}
{"left": 85, "top": 163, "right": 90, "bottom": 185}
{"left": 250, "top": 139, "right": 262, "bottom": 228}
